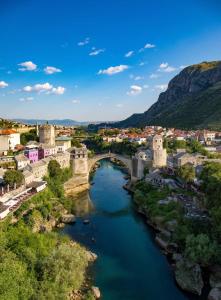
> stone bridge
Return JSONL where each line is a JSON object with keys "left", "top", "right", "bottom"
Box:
{"left": 64, "top": 151, "right": 136, "bottom": 195}
{"left": 88, "top": 153, "right": 132, "bottom": 174}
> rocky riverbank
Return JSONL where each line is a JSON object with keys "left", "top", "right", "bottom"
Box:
{"left": 129, "top": 179, "right": 221, "bottom": 299}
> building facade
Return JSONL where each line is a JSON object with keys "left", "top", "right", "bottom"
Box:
{"left": 39, "top": 124, "right": 55, "bottom": 146}
{"left": 71, "top": 146, "right": 88, "bottom": 175}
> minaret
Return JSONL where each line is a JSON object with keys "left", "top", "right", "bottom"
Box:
{"left": 36, "top": 122, "right": 39, "bottom": 137}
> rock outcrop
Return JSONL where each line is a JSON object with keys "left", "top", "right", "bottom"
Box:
{"left": 92, "top": 286, "right": 101, "bottom": 299}
{"left": 61, "top": 214, "right": 76, "bottom": 224}
{"left": 210, "top": 265, "right": 221, "bottom": 288}
{"left": 175, "top": 259, "right": 204, "bottom": 295}
{"left": 208, "top": 288, "right": 221, "bottom": 300}
{"left": 94, "top": 61, "right": 221, "bottom": 130}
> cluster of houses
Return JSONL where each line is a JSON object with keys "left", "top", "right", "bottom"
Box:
{"left": 0, "top": 124, "right": 73, "bottom": 219}
{"left": 101, "top": 126, "right": 221, "bottom": 151}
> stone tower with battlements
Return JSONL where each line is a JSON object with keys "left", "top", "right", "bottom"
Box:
{"left": 151, "top": 134, "right": 167, "bottom": 168}
{"left": 39, "top": 124, "right": 55, "bottom": 146}
{"left": 71, "top": 145, "right": 88, "bottom": 175}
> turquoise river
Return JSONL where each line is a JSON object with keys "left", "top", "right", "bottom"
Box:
{"left": 63, "top": 160, "right": 201, "bottom": 300}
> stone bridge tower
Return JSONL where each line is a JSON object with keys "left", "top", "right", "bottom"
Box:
{"left": 151, "top": 134, "right": 167, "bottom": 168}
{"left": 71, "top": 145, "right": 88, "bottom": 176}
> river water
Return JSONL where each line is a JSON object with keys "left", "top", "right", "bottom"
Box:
{"left": 63, "top": 160, "right": 194, "bottom": 300}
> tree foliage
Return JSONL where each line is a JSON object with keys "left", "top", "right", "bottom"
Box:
{"left": 177, "top": 163, "right": 195, "bottom": 183}
{"left": 48, "top": 160, "right": 61, "bottom": 178}
{"left": 3, "top": 169, "right": 24, "bottom": 187}
{"left": 185, "top": 234, "right": 219, "bottom": 266}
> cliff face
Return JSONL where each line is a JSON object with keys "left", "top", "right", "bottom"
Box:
{"left": 112, "top": 61, "right": 221, "bottom": 129}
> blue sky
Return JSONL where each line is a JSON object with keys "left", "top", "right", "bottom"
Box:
{"left": 0, "top": 0, "right": 221, "bottom": 121}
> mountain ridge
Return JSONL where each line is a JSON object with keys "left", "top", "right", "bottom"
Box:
{"left": 92, "top": 61, "right": 221, "bottom": 130}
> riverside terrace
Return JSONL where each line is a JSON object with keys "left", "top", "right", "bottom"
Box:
{"left": 0, "top": 181, "right": 47, "bottom": 220}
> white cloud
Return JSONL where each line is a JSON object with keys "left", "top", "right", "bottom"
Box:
{"left": 134, "top": 76, "right": 144, "bottom": 81}
{"left": 0, "top": 81, "right": 8, "bottom": 88}
{"left": 159, "top": 62, "right": 169, "bottom": 69}
{"left": 18, "top": 61, "right": 37, "bottom": 71}
{"left": 78, "top": 37, "right": 90, "bottom": 46}
{"left": 180, "top": 65, "right": 187, "bottom": 69}
{"left": 139, "top": 43, "right": 155, "bottom": 52}
{"left": 49, "top": 86, "right": 65, "bottom": 95}
{"left": 139, "top": 61, "right": 146, "bottom": 66}
{"left": 98, "top": 65, "right": 129, "bottom": 75}
{"left": 89, "top": 48, "right": 105, "bottom": 56}
{"left": 127, "top": 85, "right": 142, "bottom": 96}
{"left": 143, "top": 84, "right": 149, "bottom": 89}
{"left": 19, "top": 97, "right": 34, "bottom": 102}
{"left": 23, "top": 82, "right": 65, "bottom": 95}
{"left": 163, "top": 66, "right": 176, "bottom": 73}
{"left": 72, "top": 99, "right": 80, "bottom": 104}
{"left": 150, "top": 73, "right": 159, "bottom": 79}
{"left": 158, "top": 62, "right": 176, "bottom": 73}
{"left": 116, "top": 103, "right": 123, "bottom": 108}
{"left": 144, "top": 43, "right": 155, "bottom": 49}
{"left": 44, "top": 66, "right": 62, "bottom": 74}
{"left": 155, "top": 84, "right": 168, "bottom": 91}
{"left": 125, "top": 51, "right": 134, "bottom": 58}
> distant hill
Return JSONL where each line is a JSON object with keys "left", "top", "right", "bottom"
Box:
{"left": 93, "top": 61, "right": 221, "bottom": 130}
{"left": 12, "top": 119, "right": 91, "bottom": 126}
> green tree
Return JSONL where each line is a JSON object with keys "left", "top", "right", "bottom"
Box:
{"left": 3, "top": 170, "right": 24, "bottom": 188}
{"left": 185, "top": 234, "right": 219, "bottom": 266}
{"left": 0, "top": 250, "right": 34, "bottom": 299}
{"left": 37, "top": 243, "right": 88, "bottom": 299}
{"left": 20, "top": 129, "right": 38, "bottom": 145}
{"left": 72, "top": 138, "right": 82, "bottom": 148}
{"left": 48, "top": 160, "right": 61, "bottom": 178}
{"left": 177, "top": 163, "right": 195, "bottom": 183}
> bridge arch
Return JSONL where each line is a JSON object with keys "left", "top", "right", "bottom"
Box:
{"left": 88, "top": 153, "right": 132, "bottom": 175}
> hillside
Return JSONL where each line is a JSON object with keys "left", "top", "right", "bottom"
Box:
{"left": 102, "top": 61, "right": 221, "bottom": 130}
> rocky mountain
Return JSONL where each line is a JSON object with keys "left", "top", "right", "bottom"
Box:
{"left": 102, "top": 61, "right": 221, "bottom": 130}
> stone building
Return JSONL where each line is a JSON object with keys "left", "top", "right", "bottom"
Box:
{"left": 71, "top": 145, "right": 88, "bottom": 175}
{"left": 151, "top": 135, "right": 167, "bottom": 168}
{"left": 25, "top": 160, "right": 48, "bottom": 180}
{"left": 0, "top": 129, "right": 20, "bottom": 151}
{"left": 52, "top": 152, "right": 70, "bottom": 169}
{"left": 38, "top": 144, "right": 57, "bottom": 159}
{"left": 39, "top": 124, "right": 55, "bottom": 146}
{"left": 173, "top": 152, "right": 206, "bottom": 168}
{"left": 55, "top": 136, "right": 72, "bottom": 152}
{"left": 15, "top": 154, "right": 30, "bottom": 170}
{"left": 132, "top": 134, "right": 167, "bottom": 179}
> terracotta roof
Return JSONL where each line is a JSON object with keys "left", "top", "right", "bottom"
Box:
{"left": 0, "top": 129, "right": 18, "bottom": 135}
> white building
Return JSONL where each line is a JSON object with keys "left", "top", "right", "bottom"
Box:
{"left": 55, "top": 136, "right": 72, "bottom": 152}
{"left": 0, "top": 129, "right": 20, "bottom": 151}
{"left": 15, "top": 154, "right": 30, "bottom": 170}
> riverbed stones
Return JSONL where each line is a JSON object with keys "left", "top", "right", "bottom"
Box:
{"left": 175, "top": 259, "right": 204, "bottom": 295}
{"left": 92, "top": 286, "right": 101, "bottom": 299}
{"left": 208, "top": 288, "right": 221, "bottom": 300}
{"left": 61, "top": 214, "right": 76, "bottom": 224}
{"left": 86, "top": 251, "right": 98, "bottom": 262}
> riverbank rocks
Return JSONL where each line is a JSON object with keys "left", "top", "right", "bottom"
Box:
{"left": 92, "top": 286, "right": 101, "bottom": 299}
{"left": 61, "top": 214, "right": 76, "bottom": 224}
{"left": 208, "top": 288, "right": 221, "bottom": 300}
{"left": 175, "top": 259, "right": 204, "bottom": 295}
{"left": 86, "top": 251, "right": 98, "bottom": 262}
{"left": 210, "top": 265, "right": 221, "bottom": 288}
